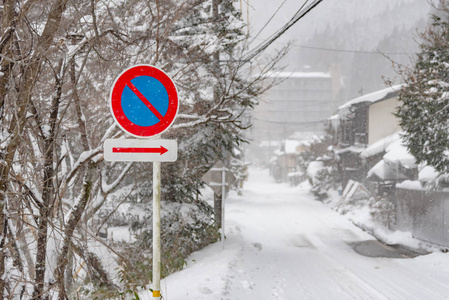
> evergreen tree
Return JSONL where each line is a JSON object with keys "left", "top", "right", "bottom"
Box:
{"left": 396, "top": 0, "right": 449, "bottom": 173}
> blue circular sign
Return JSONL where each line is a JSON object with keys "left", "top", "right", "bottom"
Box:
{"left": 121, "top": 76, "right": 169, "bottom": 127}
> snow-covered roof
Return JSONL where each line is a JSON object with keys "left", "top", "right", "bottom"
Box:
{"left": 396, "top": 180, "right": 423, "bottom": 190}
{"left": 327, "top": 114, "right": 340, "bottom": 131}
{"left": 367, "top": 160, "right": 408, "bottom": 181}
{"left": 334, "top": 145, "right": 365, "bottom": 154}
{"left": 338, "top": 84, "right": 404, "bottom": 111}
{"left": 418, "top": 166, "right": 439, "bottom": 182}
{"left": 360, "top": 133, "right": 401, "bottom": 158}
{"left": 289, "top": 132, "right": 324, "bottom": 143}
{"left": 285, "top": 140, "right": 301, "bottom": 153}
{"left": 383, "top": 138, "right": 416, "bottom": 169}
{"left": 274, "top": 139, "right": 302, "bottom": 155}
{"left": 259, "top": 140, "right": 281, "bottom": 148}
{"left": 261, "top": 71, "right": 331, "bottom": 79}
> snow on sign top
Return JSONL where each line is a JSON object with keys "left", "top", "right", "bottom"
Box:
{"left": 110, "top": 65, "right": 178, "bottom": 138}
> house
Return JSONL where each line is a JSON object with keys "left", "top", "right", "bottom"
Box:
{"left": 271, "top": 139, "right": 302, "bottom": 183}
{"left": 333, "top": 85, "right": 404, "bottom": 188}
{"left": 331, "top": 87, "right": 449, "bottom": 247}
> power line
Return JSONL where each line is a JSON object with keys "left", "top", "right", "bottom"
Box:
{"left": 242, "top": 0, "right": 325, "bottom": 62}
{"left": 252, "top": 117, "right": 326, "bottom": 125}
{"left": 268, "top": 40, "right": 417, "bottom": 56}
{"left": 250, "top": 0, "right": 290, "bottom": 44}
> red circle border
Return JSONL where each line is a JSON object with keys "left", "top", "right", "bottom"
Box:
{"left": 110, "top": 65, "right": 178, "bottom": 137}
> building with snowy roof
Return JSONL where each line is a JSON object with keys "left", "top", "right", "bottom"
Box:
{"left": 270, "top": 139, "right": 306, "bottom": 184}
{"left": 337, "top": 84, "right": 403, "bottom": 147}
{"left": 332, "top": 85, "right": 404, "bottom": 188}
{"left": 251, "top": 71, "right": 336, "bottom": 144}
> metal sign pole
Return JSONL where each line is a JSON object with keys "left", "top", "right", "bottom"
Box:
{"left": 221, "top": 166, "right": 226, "bottom": 249}
{"left": 152, "top": 161, "right": 161, "bottom": 299}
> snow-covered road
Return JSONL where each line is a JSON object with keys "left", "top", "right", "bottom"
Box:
{"left": 142, "top": 168, "right": 449, "bottom": 300}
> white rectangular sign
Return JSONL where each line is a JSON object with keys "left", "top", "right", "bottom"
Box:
{"left": 104, "top": 139, "right": 177, "bottom": 162}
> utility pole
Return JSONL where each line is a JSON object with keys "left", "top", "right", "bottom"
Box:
{"left": 247, "top": 0, "right": 250, "bottom": 36}
{"left": 212, "top": 0, "right": 220, "bottom": 96}
{"left": 212, "top": 0, "right": 222, "bottom": 232}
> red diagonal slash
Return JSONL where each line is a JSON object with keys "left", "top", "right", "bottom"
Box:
{"left": 113, "top": 146, "right": 168, "bottom": 155}
{"left": 126, "top": 81, "right": 164, "bottom": 120}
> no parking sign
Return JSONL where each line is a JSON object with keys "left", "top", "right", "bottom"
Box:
{"left": 105, "top": 65, "right": 178, "bottom": 162}
{"left": 110, "top": 65, "right": 178, "bottom": 138}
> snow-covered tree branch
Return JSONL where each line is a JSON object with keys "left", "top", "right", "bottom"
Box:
{"left": 0, "top": 0, "right": 286, "bottom": 298}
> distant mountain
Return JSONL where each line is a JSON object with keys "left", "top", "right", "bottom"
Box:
{"left": 283, "top": 0, "right": 431, "bottom": 103}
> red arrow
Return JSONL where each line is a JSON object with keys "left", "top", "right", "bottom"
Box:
{"left": 113, "top": 146, "right": 168, "bottom": 155}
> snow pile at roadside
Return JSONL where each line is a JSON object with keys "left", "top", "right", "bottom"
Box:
{"left": 339, "top": 203, "right": 426, "bottom": 251}
{"left": 327, "top": 183, "right": 441, "bottom": 252}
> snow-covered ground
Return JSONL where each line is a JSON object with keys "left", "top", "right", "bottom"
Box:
{"left": 140, "top": 167, "right": 449, "bottom": 299}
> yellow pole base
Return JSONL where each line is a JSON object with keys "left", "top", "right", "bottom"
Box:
{"left": 153, "top": 290, "right": 161, "bottom": 298}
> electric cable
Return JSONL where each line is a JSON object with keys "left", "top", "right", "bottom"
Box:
{"left": 252, "top": 117, "right": 327, "bottom": 125}
{"left": 250, "top": 0, "right": 290, "bottom": 44}
{"left": 242, "top": 0, "right": 325, "bottom": 62}
{"left": 256, "top": 39, "right": 417, "bottom": 56}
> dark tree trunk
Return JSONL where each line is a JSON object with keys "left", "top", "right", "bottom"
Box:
{"left": 214, "top": 193, "right": 222, "bottom": 228}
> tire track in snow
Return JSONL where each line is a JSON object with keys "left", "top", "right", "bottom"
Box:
{"left": 304, "top": 233, "right": 390, "bottom": 299}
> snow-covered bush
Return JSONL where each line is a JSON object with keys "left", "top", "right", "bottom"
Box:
{"left": 307, "top": 161, "right": 326, "bottom": 199}
{"left": 307, "top": 161, "right": 339, "bottom": 200}
{"left": 371, "top": 195, "right": 396, "bottom": 228}
{"left": 301, "top": 135, "right": 341, "bottom": 200}
{"left": 123, "top": 204, "right": 217, "bottom": 297}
